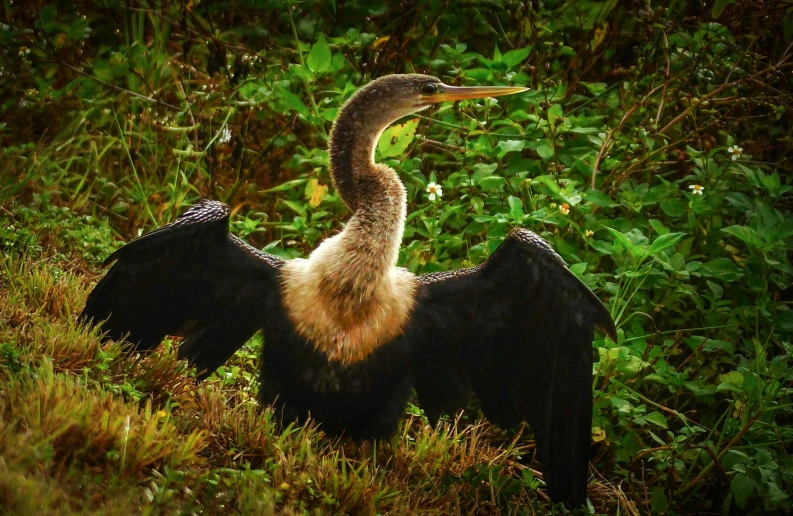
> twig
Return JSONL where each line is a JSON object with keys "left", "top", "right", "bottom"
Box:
{"left": 57, "top": 60, "right": 181, "bottom": 112}
{"left": 590, "top": 104, "right": 637, "bottom": 189}
{"left": 676, "top": 410, "right": 764, "bottom": 495}
{"left": 654, "top": 32, "right": 671, "bottom": 128}
{"left": 610, "top": 378, "right": 713, "bottom": 433}
{"left": 590, "top": 78, "right": 667, "bottom": 189}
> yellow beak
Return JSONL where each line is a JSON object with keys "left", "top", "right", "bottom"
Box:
{"left": 434, "top": 84, "right": 529, "bottom": 102}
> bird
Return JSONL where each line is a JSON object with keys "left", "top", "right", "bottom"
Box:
{"left": 80, "top": 74, "right": 616, "bottom": 507}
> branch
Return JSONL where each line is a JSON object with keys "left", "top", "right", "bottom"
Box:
{"left": 658, "top": 62, "right": 793, "bottom": 136}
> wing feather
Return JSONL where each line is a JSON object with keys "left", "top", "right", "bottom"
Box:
{"left": 408, "top": 228, "right": 615, "bottom": 506}
{"left": 80, "top": 200, "right": 283, "bottom": 378}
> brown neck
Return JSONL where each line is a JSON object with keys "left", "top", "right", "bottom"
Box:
{"left": 326, "top": 87, "right": 408, "bottom": 273}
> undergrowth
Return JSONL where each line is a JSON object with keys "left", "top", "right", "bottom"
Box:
{"left": 1, "top": 0, "right": 792, "bottom": 514}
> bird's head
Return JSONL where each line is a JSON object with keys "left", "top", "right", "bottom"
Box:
{"left": 348, "top": 74, "right": 529, "bottom": 124}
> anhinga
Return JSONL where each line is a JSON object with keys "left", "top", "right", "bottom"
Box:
{"left": 81, "top": 74, "right": 616, "bottom": 507}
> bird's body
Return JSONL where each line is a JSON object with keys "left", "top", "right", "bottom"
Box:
{"left": 81, "top": 74, "right": 616, "bottom": 507}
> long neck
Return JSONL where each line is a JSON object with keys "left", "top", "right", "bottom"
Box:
{"left": 280, "top": 80, "right": 422, "bottom": 361}
{"left": 325, "top": 93, "right": 408, "bottom": 274}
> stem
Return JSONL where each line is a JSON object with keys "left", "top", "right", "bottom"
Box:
{"left": 112, "top": 108, "right": 156, "bottom": 225}
{"left": 675, "top": 410, "right": 764, "bottom": 495}
{"left": 287, "top": 8, "right": 328, "bottom": 140}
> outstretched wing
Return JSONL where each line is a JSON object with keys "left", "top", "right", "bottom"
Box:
{"left": 80, "top": 200, "right": 283, "bottom": 378}
{"left": 408, "top": 228, "right": 616, "bottom": 507}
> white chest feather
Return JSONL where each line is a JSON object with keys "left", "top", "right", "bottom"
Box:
{"left": 285, "top": 127, "right": 416, "bottom": 363}
{"left": 280, "top": 234, "right": 418, "bottom": 363}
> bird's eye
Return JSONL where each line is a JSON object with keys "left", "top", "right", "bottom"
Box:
{"left": 421, "top": 83, "right": 438, "bottom": 94}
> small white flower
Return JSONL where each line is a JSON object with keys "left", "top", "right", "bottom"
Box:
{"left": 218, "top": 125, "right": 232, "bottom": 144}
{"left": 426, "top": 182, "right": 442, "bottom": 202}
{"left": 585, "top": 230, "right": 594, "bottom": 238}
{"left": 689, "top": 184, "right": 705, "bottom": 195}
{"left": 727, "top": 145, "right": 743, "bottom": 161}
{"left": 560, "top": 203, "right": 570, "bottom": 215}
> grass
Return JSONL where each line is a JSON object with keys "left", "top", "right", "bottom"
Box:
{"left": 0, "top": 221, "right": 632, "bottom": 514}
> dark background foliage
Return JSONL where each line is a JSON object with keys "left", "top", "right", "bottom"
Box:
{"left": 1, "top": 0, "right": 792, "bottom": 514}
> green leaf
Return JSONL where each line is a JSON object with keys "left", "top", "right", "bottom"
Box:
{"left": 479, "top": 176, "right": 506, "bottom": 191}
{"left": 559, "top": 46, "right": 576, "bottom": 56}
{"left": 661, "top": 198, "right": 685, "bottom": 217}
{"left": 307, "top": 33, "right": 332, "bottom": 74}
{"left": 472, "top": 163, "right": 498, "bottom": 184}
{"left": 731, "top": 473, "right": 755, "bottom": 508}
{"left": 756, "top": 450, "right": 774, "bottom": 467}
{"left": 589, "top": 239, "right": 613, "bottom": 255}
{"left": 502, "top": 46, "right": 531, "bottom": 67}
{"left": 288, "top": 63, "right": 313, "bottom": 83}
{"left": 604, "top": 227, "right": 635, "bottom": 252}
{"left": 722, "top": 225, "right": 764, "bottom": 248}
{"left": 262, "top": 178, "right": 308, "bottom": 193}
{"left": 648, "top": 232, "right": 684, "bottom": 255}
{"left": 547, "top": 104, "right": 563, "bottom": 126}
{"left": 774, "top": 219, "right": 793, "bottom": 240}
{"left": 699, "top": 258, "right": 742, "bottom": 281}
{"left": 650, "top": 487, "right": 668, "bottom": 513}
{"left": 92, "top": 59, "right": 114, "bottom": 82}
{"left": 497, "top": 140, "right": 525, "bottom": 157}
{"left": 535, "top": 175, "right": 561, "bottom": 196}
{"left": 377, "top": 118, "right": 419, "bottom": 159}
{"left": 536, "top": 142, "right": 555, "bottom": 160}
{"left": 723, "top": 450, "right": 751, "bottom": 471}
{"left": 239, "top": 81, "right": 271, "bottom": 104}
{"left": 766, "top": 483, "right": 789, "bottom": 505}
{"left": 273, "top": 85, "right": 311, "bottom": 118}
{"left": 645, "top": 411, "right": 668, "bottom": 429}
{"left": 471, "top": 196, "right": 484, "bottom": 214}
{"left": 584, "top": 189, "right": 618, "bottom": 207}
{"left": 464, "top": 67, "right": 492, "bottom": 82}
{"left": 648, "top": 219, "right": 668, "bottom": 235}
{"left": 39, "top": 5, "right": 60, "bottom": 33}
{"left": 609, "top": 395, "right": 633, "bottom": 413}
{"left": 724, "top": 192, "right": 753, "bottom": 211}
{"left": 508, "top": 196, "right": 524, "bottom": 221}
{"left": 281, "top": 199, "right": 307, "bottom": 217}
{"left": 717, "top": 371, "right": 744, "bottom": 393}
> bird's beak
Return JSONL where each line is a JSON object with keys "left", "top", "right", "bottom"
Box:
{"left": 434, "top": 84, "right": 529, "bottom": 102}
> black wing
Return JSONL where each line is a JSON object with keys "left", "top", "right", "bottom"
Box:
{"left": 80, "top": 200, "right": 283, "bottom": 378}
{"left": 408, "top": 228, "right": 616, "bottom": 507}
